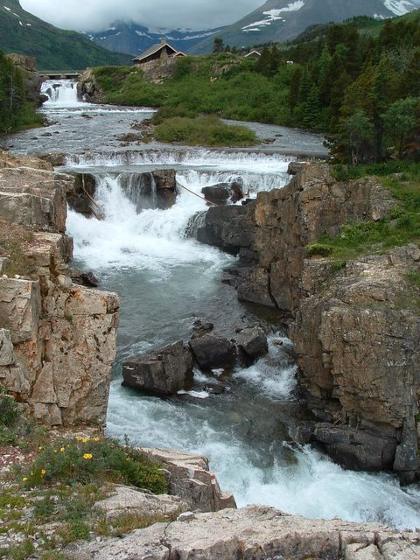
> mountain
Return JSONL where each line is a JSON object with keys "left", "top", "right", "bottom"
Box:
{"left": 88, "top": 22, "right": 225, "bottom": 56}
{"left": 192, "top": 0, "right": 420, "bottom": 52}
{"left": 0, "top": 0, "right": 131, "bottom": 70}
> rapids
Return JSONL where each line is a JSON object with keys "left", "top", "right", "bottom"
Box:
{"left": 8, "top": 80, "right": 420, "bottom": 530}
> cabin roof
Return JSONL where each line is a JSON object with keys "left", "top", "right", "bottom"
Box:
{"left": 133, "top": 42, "right": 179, "bottom": 63}
{"left": 244, "top": 50, "right": 262, "bottom": 58}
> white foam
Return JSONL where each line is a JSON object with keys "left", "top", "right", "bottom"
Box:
{"left": 68, "top": 173, "right": 229, "bottom": 274}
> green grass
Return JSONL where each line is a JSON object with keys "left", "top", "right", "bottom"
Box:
{"left": 154, "top": 115, "right": 257, "bottom": 147}
{"left": 20, "top": 437, "right": 168, "bottom": 494}
{"left": 92, "top": 55, "right": 295, "bottom": 126}
{"left": 307, "top": 163, "right": 420, "bottom": 261}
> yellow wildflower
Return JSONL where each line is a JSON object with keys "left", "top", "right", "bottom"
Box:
{"left": 22, "top": 477, "right": 28, "bottom": 482}
{"left": 41, "top": 469, "right": 46, "bottom": 476}
{"left": 83, "top": 453, "right": 93, "bottom": 460}
{"left": 60, "top": 447, "right": 65, "bottom": 452}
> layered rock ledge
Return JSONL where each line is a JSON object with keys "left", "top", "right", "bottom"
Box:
{"left": 70, "top": 505, "right": 420, "bottom": 560}
{"left": 0, "top": 151, "right": 119, "bottom": 427}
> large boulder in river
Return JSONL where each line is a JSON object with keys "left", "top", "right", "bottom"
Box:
{"left": 122, "top": 341, "right": 193, "bottom": 396}
{"left": 189, "top": 334, "right": 236, "bottom": 371}
{"left": 202, "top": 184, "right": 230, "bottom": 205}
{"left": 235, "top": 326, "right": 268, "bottom": 366}
{"left": 202, "top": 182, "right": 244, "bottom": 206}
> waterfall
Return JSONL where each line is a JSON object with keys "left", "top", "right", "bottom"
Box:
{"left": 67, "top": 172, "right": 229, "bottom": 273}
{"left": 184, "top": 211, "right": 207, "bottom": 239}
{"left": 118, "top": 172, "right": 159, "bottom": 212}
{"left": 41, "top": 79, "right": 84, "bottom": 108}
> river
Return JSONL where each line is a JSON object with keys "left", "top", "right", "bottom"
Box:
{"left": 4, "top": 79, "right": 420, "bottom": 530}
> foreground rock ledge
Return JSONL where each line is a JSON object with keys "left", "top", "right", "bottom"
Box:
{"left": 69, "top": 506, "right": 419, "bottom": 560}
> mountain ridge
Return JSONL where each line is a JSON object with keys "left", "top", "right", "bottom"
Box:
{"left": 0, "top": 0, "right": 131, "bottom": 70}
{"left": 88, "top": 22, "right": 225, "bottom": 56}
{"left": 192, "top": 0, "right": 420, "bottom": 52}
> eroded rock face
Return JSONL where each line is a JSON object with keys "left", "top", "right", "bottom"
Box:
{"left": 139, "top": 448, "right": 236, "bottom": 513}
{"left": 0, "top": 152, "right": 119, "bottom": 427}
{"left": 291, "top": 245, "right": 420, "bottom": 479}
{"left": 193, "top": 162, "right": 419, "bottom": 479}
{"left": 122, "top": 341, "right": 193, "bottom": 396}
{"left": 69, "top": 506, "right": 420, "bottom": 560}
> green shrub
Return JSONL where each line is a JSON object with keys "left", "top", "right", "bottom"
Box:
{"left": 154, "top": 115, "right": 257, "bottom": 147}
{"left": 0, "top": 389, "right": 19, "bottom": 428}
{"left": 306, "top": 243, "right": 333, "bottom": 257}
{"left": 21, "top": 438, "right": 168, "bottom": 494}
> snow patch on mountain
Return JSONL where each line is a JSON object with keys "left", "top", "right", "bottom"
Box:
{"left": 384, "top": 0, "right": 416, "bottom": 15}
{"left": 242, "top": 1, "right": 305, "bottom": 32}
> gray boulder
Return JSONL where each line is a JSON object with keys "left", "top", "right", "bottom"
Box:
{"left": 235, "top": 326, "right": 268, "bottom": 366}
{"left": 122, "top": 341, "right": 193, "bottom": 396}
{"left": 202, "top": 184, "right": 230, "bottom": 205}
{"left": 189, "top": 334, "right": 236, "bottom": 371}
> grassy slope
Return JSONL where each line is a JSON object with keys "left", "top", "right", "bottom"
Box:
{"left": 93, "top": 54, "right": 294, "bottom": 126}
{"left": 0, "top": 0, "right": 130, "bottom": 70}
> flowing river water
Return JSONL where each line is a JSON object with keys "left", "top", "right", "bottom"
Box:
{"left": 4, "top": 80, "right": 420, "bottom": 529}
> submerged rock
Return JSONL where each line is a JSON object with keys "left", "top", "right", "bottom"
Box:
{"left": 122, "top": 341, "right": 193, "bottom": 396}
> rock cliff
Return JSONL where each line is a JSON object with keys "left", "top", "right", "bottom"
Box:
{"left": 195, "top": 163, "right": 419, "bottom": 481}
{"left": 0, "top": 151, "right": 119, "bottom": 427}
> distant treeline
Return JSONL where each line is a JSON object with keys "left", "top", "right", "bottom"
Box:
{"left": 94, "top": 14, "right": 420, "bottom": 164}
{"left": 0, "top": 51, "right": 41, "bottom": 134}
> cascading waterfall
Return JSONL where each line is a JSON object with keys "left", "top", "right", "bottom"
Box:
{"left": 118, "top": 172, "right": 159, "bottom": 212}
{"left": 67, "top": 156, "right": 420, "bottom": 531}
{"left": 41, "top": 79, "right": 83, "bottom": 108}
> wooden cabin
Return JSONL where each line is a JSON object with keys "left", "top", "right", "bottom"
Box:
{"left": 133, "top": 41, "right": 186, "bottom": 66}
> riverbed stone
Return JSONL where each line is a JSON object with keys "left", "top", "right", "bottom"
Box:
{"left": 235, "top": 326, "right": 268, "bottom": 365}
{"left": 202, "top": 184, "right": 230, "bottom": 205}
{"left": 122, "top": 341, "right": 193, "bottom": 396}
{"left": 189, "top": 333, "right": 236, "bottom": 371}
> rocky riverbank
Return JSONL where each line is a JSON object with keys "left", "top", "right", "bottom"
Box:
{"left": 194, "top": 162, "right": 420, "bottom": 483}
{"left": 0, "top": 150, "right": 119, "bottom": 426}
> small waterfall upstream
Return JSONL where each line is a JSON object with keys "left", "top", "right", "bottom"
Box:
{"left": 41, "top": 79, "right": 83, "bottom": 108}
{"left": 66, "top": 157, "right": 420, "bottom": 531}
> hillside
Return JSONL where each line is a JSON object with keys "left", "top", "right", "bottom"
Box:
{"left": 193, "top": 0, "right": 420, "bottom": 52}
{"left": 89, "top": 22, "right": 225, "bottom": 56}
{"left": 0, "top": 0, "right": 131, "bottom": 70}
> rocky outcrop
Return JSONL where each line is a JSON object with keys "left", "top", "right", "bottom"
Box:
{"left": 69, "top": 505, "right": 420, "bottom": 560}
{"left": 139, "top": 448, "right": 236, "bottom": 512}
{"left": 0, "top": 152, "right": 119, "bottom": 427}
{"left": 122, "top": 341, "right": 193, "bottom": 396}
{"left": 194, "top": 162, "right": 419, "bottom": 481}
{"left": 5, "top": 54, "right": 43, "bottom": 107}
{"left": 291, "top": 245, "right": 420, "bottom": 481}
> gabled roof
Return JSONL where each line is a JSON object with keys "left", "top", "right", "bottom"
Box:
{"left": 133, "top": 42, "right": 178, "bottom": 63}
{"left": 244, "top": 50, "right": 262, "bottom": 58}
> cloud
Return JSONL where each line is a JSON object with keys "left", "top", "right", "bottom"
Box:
{"left": 20, "top": 0, "right": 263, "bottom": 31}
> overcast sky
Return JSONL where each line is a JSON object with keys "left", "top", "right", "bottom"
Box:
{"left": 21, "top": 0, "right": 263, "bottom": 31}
